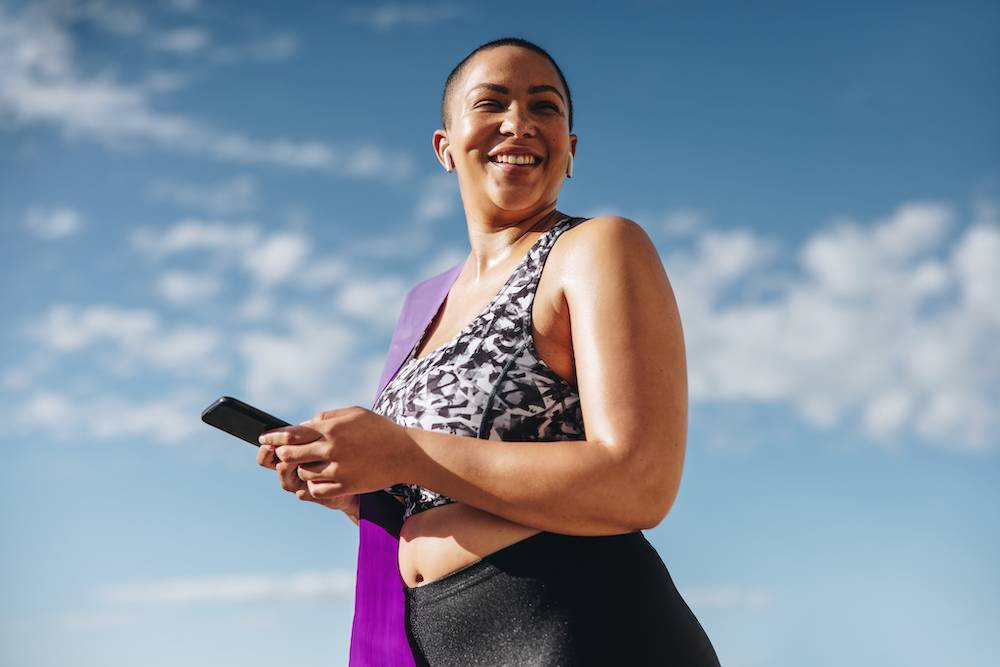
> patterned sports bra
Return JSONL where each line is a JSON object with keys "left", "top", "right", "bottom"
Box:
{"left": 372, "top": 215, "right": 590, "bottom": 520}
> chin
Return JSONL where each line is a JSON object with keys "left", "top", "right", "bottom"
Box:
{"left": 487, "top": 189, "right": 545, "bottom": 212}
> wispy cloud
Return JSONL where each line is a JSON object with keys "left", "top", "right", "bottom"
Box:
{"left": 147, "top": 174, "right": 259, "bottom": 215}
{"left": 0, "top": 4, "right": 413, "bottom": 181}
{"left": 239, "top": 308, "right": 360, "bottom": 414}
{"left": 16, "top": 389, "right": 205, "bottom": 444}
{"left": 25, "top": 304, "right": 227, "bottom": 379}
{"left": 103, "top": 569, "right": 355, "bottom": 604}
{"left": 414, "top": 172, "right": 459, "bottom": 224}
{"left": 164, "top": 0, "right": 202, "bottom": 14}
{"left": 130, "top": 218, "right": 260, "bottom": 260}
{"left": 149, "top": 25, "right": 299, "bottom": 63}
{"left": 157, "top": 270, "right": 223, "bottom": 305}
{"left": 151, "top": 26, "right": 211, "bottom": 55}
{"left": 336, "top": 275, "right": 410, "bottom": 327}
{"left": 23, "top": 204, "right": 83, "bottom": 239}
{"left": 343, "top": 4, "right": 467, "bottom": 32}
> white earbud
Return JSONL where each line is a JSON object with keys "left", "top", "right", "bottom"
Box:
{"left": 443, "top": 147, "right": 454, "bottom": 173}
{"left": 566, "top": 152, "right": 573, "bottom": 178}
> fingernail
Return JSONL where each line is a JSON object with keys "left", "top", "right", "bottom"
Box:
{"left": 258, "top": 435, "right": 269, "bottom": 445}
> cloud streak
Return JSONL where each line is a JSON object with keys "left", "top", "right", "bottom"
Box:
{"left": 0, "top": 4, "right": 413, "bottom": 181}
{"left": 103, "top": 569, "right": 356, "bottom": 604}
{"left": 343, "top": 4, "right": 467, "bottom": 32}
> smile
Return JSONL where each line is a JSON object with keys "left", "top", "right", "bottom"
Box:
{"left": 488, "top": 158, "right": 543, "bottom": 174}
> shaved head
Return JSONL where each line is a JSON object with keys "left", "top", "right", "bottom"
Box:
{"left": 441, "top": 37, "right": 574, "bottom": 132}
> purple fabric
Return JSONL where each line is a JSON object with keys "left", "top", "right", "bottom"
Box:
{"left": 349, "top": 259, "right": 464, "bottom": 667}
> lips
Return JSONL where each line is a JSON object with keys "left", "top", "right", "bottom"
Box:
{"left": 491, "top": 160, "right": 540, "bottom": 169}
{"left": 488, "top": 157, "right": 543, "bottom": 175}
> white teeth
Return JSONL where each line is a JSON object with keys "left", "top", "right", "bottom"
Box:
{"left": 492, "top": 154, "right": 538, "bottom": 165}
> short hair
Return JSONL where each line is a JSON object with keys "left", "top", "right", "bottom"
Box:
{"left": 440, "top": 37, "right": 574, "bottom": 133}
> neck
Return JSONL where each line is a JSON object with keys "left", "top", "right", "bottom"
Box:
{"left": 461, "top": 203, "right": 563, "bottom": 280}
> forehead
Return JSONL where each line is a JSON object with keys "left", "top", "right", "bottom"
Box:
{"left": 459, "top": 46, "right": 562, "bottom": 95}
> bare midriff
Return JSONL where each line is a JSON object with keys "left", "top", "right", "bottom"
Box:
{"left": 397, "top": 502, "right": 541, "bottom": 588}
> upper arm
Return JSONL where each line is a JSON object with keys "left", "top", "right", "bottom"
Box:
{"left": 560, "top": 216, "right": 688, "bottom": 520}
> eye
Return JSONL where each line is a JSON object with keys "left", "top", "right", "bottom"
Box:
{"left": 537, "top": 103, "right": 559, "bottom": 111}
{"left": 476, "top": 100, "right": 502, "bottom": 108}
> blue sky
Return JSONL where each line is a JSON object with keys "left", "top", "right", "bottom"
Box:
{"left": 1, "top": 1, "right": 998, "bottom": 666}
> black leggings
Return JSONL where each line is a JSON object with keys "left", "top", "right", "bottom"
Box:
{"left": 404, "top": 530, "right": 722, "bottom": 666}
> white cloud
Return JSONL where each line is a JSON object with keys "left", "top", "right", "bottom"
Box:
{"left": 103, "top": 569, "right": 355, "bottom": 604}
{"left": 419, "top": 245, "right": 467, "bottom": 280}
{"left": 242, "top": 232, "right": 311, "bottom": 286}
{"left": 211, "top": 31, "right": 300, "bottom": 64}
{"left": 71, "top": 0, "right": 148, "bottom": 36}
{"left": 157, "top": 270, "right": 223, "bottom": 304}
{"left": 26, "top": 304, "right": 226, "bottom": 378}
{"left": 299, "top": 257, "right": 351, "bottom": 290}
{"left": 661, "top": 208, "right": 705, "bottom": 237}
{"left": 15, "top": 389, "right": 203, "bottom": 444}
{"left": 239, "top": 308, "right": 360, "bottom": 413}
{"left": 151, "top": 26, "right": 211, "bottom": 55}
{"left": 237, "top": 290, "right": 275, "bottom": 321}
{"left": 951, "top": 223, "right": 1000, "bottom": 326}
{"left": 29, "top": 304, "right": 159, "bottom": 351}
{"left": 414, "top": 172, "right": 459, "bottom": 223}
{"left": 130, "top": 219, "right": 375, "bottom": 296}
{"left": 147, "top": 174, "right": 259, "bottom": 215}
{"left": 139, "top": 69, "right": 189, "bottom": 94}
{"left": 336, "top": 275, "right": 409, "bottom": 327}
{"left": 343, "top": 4, "right": 466, "bottom": 32}
{"left": 659, "top": 199, "right": 1000, "bottom": 453}
{"left": 23, "top": 204, "right": 83, "bottom": 239}
{"left": 131, "top": 219, "right": 260, "bottom": 259}
{"left": 0, "top": 5, "right": 413, "bottom": 181}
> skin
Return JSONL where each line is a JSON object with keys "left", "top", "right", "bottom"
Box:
{"left": 256, "top": 45, "right": 688, "bottom": 588}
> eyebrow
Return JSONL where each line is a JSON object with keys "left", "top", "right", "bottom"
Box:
{"left": 466, "top": 83, "right": 565, "bottom": 103}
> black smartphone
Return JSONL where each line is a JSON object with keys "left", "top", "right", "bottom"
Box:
{"left": 201, "top": 396, "right": 290, "bottom": 446}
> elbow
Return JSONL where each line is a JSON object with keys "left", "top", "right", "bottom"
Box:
{"left": 633, "top": 492, "right": 674, "bottom": 530}
{"left": 633, "top": 472, "right": 681, "bottom": 530}
{"left": 603, "top": 438, "right": 682, "bottom": 531}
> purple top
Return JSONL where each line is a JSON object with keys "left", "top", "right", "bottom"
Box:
{"left": 349, "top": 260, "right": 464, "bottom": 666}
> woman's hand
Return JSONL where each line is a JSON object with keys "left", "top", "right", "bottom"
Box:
{"left": 258, "top": 406, "right": 415, "bottom": 503}
{"left": 256, "top": 431, "right": 360, "bottom": 521}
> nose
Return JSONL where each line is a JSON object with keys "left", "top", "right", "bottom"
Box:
{"left": 499, "top": 102, "right": 536, "bottom": 137}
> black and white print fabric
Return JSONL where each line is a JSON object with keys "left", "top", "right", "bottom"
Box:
{"left": 372, "top": 215, "right": 590, "bottom": 520}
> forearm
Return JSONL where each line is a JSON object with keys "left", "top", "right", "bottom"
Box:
{"left": 402, "top": 428, "right": 665, "bottom": 535}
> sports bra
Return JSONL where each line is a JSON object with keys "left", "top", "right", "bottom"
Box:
{"left": 372, "top": 214, "right": 590, "bottom": 520}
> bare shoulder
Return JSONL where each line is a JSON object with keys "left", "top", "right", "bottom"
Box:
{"left": 553, "top": 215, "right": 665, "bottom": 284}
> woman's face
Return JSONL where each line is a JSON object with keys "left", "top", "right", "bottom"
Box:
{"left": 435, "top": 46, "right": 576, "bottom": 221}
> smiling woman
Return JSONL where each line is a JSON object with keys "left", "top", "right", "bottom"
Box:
{"left": 257, "top": 36, "right": 721, "bottom": 666}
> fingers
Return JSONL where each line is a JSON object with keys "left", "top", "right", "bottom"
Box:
{"left": 306, "top": 480, "right": 346, "bottom": 499}
{"left": 274, "top": 440, "right": 331, "bottom": 465}
{"left": 256, "top": 445, "right": 278, "bottom": 469}
{"left": 296, "top": 460, "right": 335, "bottom": 482}
{"left": 258, "top": 425, "right": 322, "bottom": 447}
{"left": 276, "top": 461, "right": 305, "bottom": 493}
{"left": 308, "top": 407, "right": 348, "bottom": 423}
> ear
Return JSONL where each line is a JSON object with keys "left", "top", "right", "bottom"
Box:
{"left": 433, "top": 130, "right": 450, "bottom": 168}
{"left": 569, "top": 133, "right": 578, "bottom": 156}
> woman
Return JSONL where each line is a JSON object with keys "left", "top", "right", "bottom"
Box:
{"left": 257, "top": 37, "right": 721, "bottom": 666}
